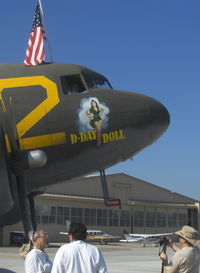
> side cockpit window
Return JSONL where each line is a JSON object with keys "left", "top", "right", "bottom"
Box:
{"left": 60, "top": 74, "right": 86, "bottom": 95}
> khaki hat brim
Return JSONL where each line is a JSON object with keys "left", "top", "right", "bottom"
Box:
{"left": 175, "top": 230, "right": 197, "bottom": 245}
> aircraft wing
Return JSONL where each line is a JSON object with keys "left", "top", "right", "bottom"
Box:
{"left": 120, "top": 232, "right": 173, "bottom": 243}
{"left": 120, "top": 237, "right": 143, "bottom": 243}
{"left": 129, "top": 233, "right": 173, "bottom": 239}
{"left": 59, "top": 232, "right": 68, "bottom": 235}
{"left": 87, "top": 235, "right": 119, "bottom": 240}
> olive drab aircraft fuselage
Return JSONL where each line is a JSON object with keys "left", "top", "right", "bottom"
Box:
{"left": 0, "top": 62, "right": 170, "bottom": 227}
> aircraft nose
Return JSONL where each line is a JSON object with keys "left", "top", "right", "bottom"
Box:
{"left": 106, "top": 90, "right": 170, "bottom": 159}
{"left": 148, "top": 97, "right": 170, "bottom": 140}
{"left": 113, "top": 91, "right": 170, "bottom": 140}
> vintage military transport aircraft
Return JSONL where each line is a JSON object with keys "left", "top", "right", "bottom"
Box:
{"left": 0, "top": 62, "right": 170, "bottom": 239}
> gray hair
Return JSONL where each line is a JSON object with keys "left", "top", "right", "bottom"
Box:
{"left": 28, "top": 229, "right": 41, "bottom": 243}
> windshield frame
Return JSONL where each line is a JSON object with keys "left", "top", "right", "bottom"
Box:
{"left": 81, "top": 71, "right": 113, "bottom": 90}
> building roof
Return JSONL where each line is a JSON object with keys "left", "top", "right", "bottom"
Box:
{"left": 41, "top": 173, "right": 199, "bottom": 206}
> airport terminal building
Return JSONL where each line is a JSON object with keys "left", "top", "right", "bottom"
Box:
{"left": 2, "top": 173, "right": 200, "bottom": 245}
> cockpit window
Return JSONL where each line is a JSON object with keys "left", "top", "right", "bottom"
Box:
{"left": 82, "top": 72, "right": 113, "bottom": 90}
{"left": 60, "top": 74, "right": 86, "bottom": 94}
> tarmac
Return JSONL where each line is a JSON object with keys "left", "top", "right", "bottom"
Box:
{"left": 0, "top": 242, "right": 175, "bottom": 273}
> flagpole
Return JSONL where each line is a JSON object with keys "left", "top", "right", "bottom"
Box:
{"left": 38, "top": 0, "right": 54, "bottom": 63}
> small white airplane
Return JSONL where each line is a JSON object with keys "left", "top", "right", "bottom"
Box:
{"left": 120, "top": 230, "right": 173, "bottom": 247}
{"left": 87, "top": 230, "right": 110, "bottom": 236}
{"left": 59, "top": 221, "right": 119, "bottom": 245}
{"left": 87, "top": 230, "right": 119, "bottom": 245}
{"left": 60, "top": 229, "right": 119, "bottom": 245}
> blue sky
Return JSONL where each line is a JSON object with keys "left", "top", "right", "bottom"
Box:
{"left": 0, "top": 0, "right": 199, "bottom": 200}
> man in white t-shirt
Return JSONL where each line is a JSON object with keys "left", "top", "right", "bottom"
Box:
{"left": 52, "top": 222, "right": 107, "bottom": 273}
{"left": 25, "top": 228, "right": 52, "bottom": 273}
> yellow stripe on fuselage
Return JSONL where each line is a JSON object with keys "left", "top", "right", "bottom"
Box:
{"left": 0, "top": 76, "right": 66, "bottom": 151}
{"left": 19, "top": 132, "right": 66, "bottom": 150}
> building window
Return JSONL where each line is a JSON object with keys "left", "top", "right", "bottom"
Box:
{"left": 42, "top": 215, "right": 48, "bottom": 224}
{"left": 36, "top": 205, "right": 127, "bottom": 228}
{"left": 178, "top": 213, "right": 187, "bottom": 227}
{"left": 49, "top": 216, "right": 56, "bottom": 224}
{"left": 71, "top": 208, "right": 78, "bottom": 223}
{"left": 157, "top": 212, "right": 167, "bottom": 227}
{"left": 134, "top": 211, "right": 144, "bottom": 227}
{"left": 188, "top": 208, "right": 198, "bottom": 229}
{"left": 36, "top": 204, "right": 51, "bottom": 215}
{"left": 84, "top": 208, "right": 90, "bottom": 226}
{"left": 36, "top": 205, "right": 56, "bottom": 224}
{"left": 64, "top": 207, "right": 70, "bottom": 217}
{"left": 57, "top": 207, "right": 64, "bottom": 216}
{"left": 97, "top": 209, "right": 107, "bottom": 226}
{"left": 84, "top": 208, "right": 97, "bottom": 226}
{"left": 90, "top": 209, "right": 97, "bottom": 226}
{"left": 109, "top": 210, "right": 119, "bottom": 226}
{"left": 120, "top": 210, "right": 131, "bottom": 227}
{"left": 51, "top": 207, "right": 56, "bottom": 215}
{"left": 168, "top": 212, "right": 177, "bottom": 227}
{"left": 57, "top": 216, "right": 64, "bottom": 225}
{"left": 57, "top": 206, "right": 64, "bottom": 225}
{"left": 77, "top": 208, "right": 84, "bottom": 223}
{"left": 69, "top": 207, "right": 84, "bottom": 223}
{"left": 146, "top": 212, "right": 155, "bottom": 227}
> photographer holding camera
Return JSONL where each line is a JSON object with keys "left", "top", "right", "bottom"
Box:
{"left": 160, "top": 225, "right": 200, "bottom": 273}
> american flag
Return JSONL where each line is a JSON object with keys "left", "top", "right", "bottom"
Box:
{"left": 24, "top": 2, "right": 46, "bottom": 66}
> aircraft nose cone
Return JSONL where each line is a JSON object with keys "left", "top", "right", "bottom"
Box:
{"left": 105, "top": 90, "right": 170, "bottom": 161}
{"left": 148, "top": 97, "right": 170, "bottom": 140}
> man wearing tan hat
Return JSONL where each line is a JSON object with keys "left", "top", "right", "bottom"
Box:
{"left": 160, "top": 225, "right": 200, "bottom": 273}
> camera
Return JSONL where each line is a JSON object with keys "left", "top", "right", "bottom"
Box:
{"left": 158, "top": 236, "right": 169, "bottom": 246}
